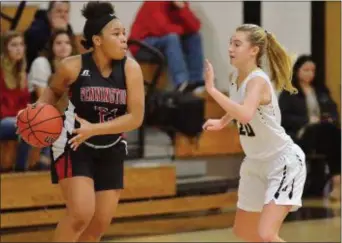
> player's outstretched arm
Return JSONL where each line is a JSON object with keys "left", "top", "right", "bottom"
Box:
{"left": 91, "top": 57, "right": 145, "bottom": 135}
{"left": 36, "top": 56, "right": 80, "bottom": 106}
{"left": 204, "top": 59, "right": 264, "bottom": 124}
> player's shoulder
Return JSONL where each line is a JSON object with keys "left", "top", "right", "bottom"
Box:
{"left": 57, "top": 54, "right": 82, "bottom": 81}
{"left": 250, "top": 69, "right": 270, "bottom": 81}
{"left": 59, "top": 55, "right": 82, "bottom": 70}
{"left": 124, "top": 56, "right": 142, "bottom": 73}
{"left": 125, "top": 56, "right": 140, "bottom": 68}
{"left": 247, "top": 69, "right": 270, "bottom": 85}
{"left": 242, "top": 70, "right": 270, "bottom": 95}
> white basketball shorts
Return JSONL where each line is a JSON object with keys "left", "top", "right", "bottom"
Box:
{"left": 237, "top": 143, "right": 306, "bottom": 212}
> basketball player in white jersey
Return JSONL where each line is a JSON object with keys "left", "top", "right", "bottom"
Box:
{"left": 203, "top": 24, "right": 306, "bottom": 242}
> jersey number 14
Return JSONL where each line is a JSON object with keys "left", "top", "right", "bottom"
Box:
{"left": 238, "top": 122, "right": 256, "bottom": 137}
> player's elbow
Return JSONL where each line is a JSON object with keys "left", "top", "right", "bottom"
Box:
{"left": 238, "top": 106, "right": 255, "bottom": 124}
{"left": 131, "top": 111, "right": 144, "bottom": 129}
{"left": 238, "top": 112, "right": 253, "bottom": 124}
{"left": 135, "top": 114, "right": 144, "bottom": 128}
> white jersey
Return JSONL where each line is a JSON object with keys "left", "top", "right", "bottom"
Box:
{"left": 229, "top": 69, "right": 293, "bottom": 160}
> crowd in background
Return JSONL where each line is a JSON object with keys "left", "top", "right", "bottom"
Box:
{"left": 0, "top": 1, "right": 340, "bottom": 201}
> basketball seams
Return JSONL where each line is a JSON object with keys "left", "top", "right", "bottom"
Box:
{"left": 19, "top": 115, "right": 63, "bottom": 134}
{"left": 21, "top": 104, "right": 47, "bottom": 124}
{"left": 26, "top": 106, "right": 46, "bottom": 146}
{"left": 28, "top": 130, "right": 62, "bottom": 135}
{"left": 17, "top": 110, "right": 28, "bottom": 124}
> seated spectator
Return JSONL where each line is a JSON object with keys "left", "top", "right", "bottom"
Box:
{"left": 0, "top": 31, "right": 30, "bottom": 172}
{"left": 129, "top": 1, "right": 204, "bottom": 93}
{"left": 279, "top": 55, "right": 341, "bottom": 201}
{"left": 28, "top": 29, "right": 77, "bottom": 169}
{"left": 29, "top": 29, "right": 77, "bottom": 100}
{"left": 24, "top": 1, "right": 73, "bottom": 70}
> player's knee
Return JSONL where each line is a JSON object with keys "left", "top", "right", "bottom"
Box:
{"left": 232, "top": 224, "right": 245, "bottom": 240}
{"left": 258, "top": 228, "right": 278, "bottom": 242}
{"left": 85, "top": 213, "right": 112, "bottom": 238}
{"left": 68, "top": 206, "right": 94, "bottom": 232}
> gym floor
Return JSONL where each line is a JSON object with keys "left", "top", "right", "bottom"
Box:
{"left": 109, "top": 199, "right": 341, "bottom": 242}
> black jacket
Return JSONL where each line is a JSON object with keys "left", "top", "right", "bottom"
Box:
{"left": 279, "top": 87, "right": 339, "bottom": 139}
{"left": 24, "top": 10, "right": 74, "bottom": 70}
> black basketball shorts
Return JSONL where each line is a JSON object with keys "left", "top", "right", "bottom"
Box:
{"left": 50, "top": 136, "right": 127, "bottom": 191}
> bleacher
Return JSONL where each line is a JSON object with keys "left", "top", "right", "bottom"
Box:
{"left": 0, "top": 3, "right": 243, "bottom": 242}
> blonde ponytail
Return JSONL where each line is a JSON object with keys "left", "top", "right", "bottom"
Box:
{"left": 235, "top": 24, "right": 297, "bottom": 94}
{"left": 266, "top": 32, "right": 297, "bottom": 94}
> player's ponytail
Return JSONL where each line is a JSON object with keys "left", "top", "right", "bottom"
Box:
{"left": 265, "top": 32, "right": 297, "bottom": 94}
{"left": 236, "top": 24, "right": 297, "bottom": 94}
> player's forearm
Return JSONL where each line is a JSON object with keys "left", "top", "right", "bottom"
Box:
{"left": 92, "top": 113, "right": 144, "bottom": 136}
{"left": 36, "top": 87, "right": 63, "bottom": 106}
{"left": 208, "top": 88, "right": 251, "bottom": 124}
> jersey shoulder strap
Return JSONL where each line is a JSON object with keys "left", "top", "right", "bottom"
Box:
{"left": 111, "top": 56, "right": 127, "bottom": 87}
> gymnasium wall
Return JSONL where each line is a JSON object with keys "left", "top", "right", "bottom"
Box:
{"left": 262, "top": 2, "right": 311, "bottom": 57}
{"left": 325, "top": 2, "right": 341, "bottom": 115}
{"left": 1, "top": 1, "right": 333, "bottom": 93}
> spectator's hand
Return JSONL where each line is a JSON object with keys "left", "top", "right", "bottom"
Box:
{"left": 51, "top": 16, "right": 68, "bottom": 30}
{"left": 204, "top": 59, "right": 215, "bottom": 93}
{"left": 203, "top": 119, "right": 224, "bottom": 131}
{"left": 173, "top": 1, "right": 185, "bottom": 8}
{"left": 69, "top": 114, "right": 95, "bottom": 151}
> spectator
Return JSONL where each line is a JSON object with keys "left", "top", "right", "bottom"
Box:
{"left": 279, "top": 55, "right": 341, "bottom": 201}
{"left": 129, "top": 1, "right": 204, "bottom": 93}
{"left": 28, "top": 29, "right": 77, "bottom": 100}
{"left": 0, "top": 31, "right": 30, "bottom": 172}
{"left": 24, "top": 1, "right": 73, "bottom": 70}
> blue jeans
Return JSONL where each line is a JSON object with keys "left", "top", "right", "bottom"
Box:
{"left": 0, "top": 117, "right": 30, "bottom": 170}
{"left": 143, "top": 32, "right": 204, "bottom": 86}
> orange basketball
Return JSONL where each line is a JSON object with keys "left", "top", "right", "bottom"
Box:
{"left": 17, "top": 103, "right": 63, "bottom": 148}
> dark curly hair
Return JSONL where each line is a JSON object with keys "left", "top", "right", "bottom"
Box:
{"left": 81, "top": 1, "right": 117, "bottom": 50}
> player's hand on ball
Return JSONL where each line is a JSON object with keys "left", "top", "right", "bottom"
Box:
{"left": 203, "top": 119, "right": 224, "bottom": 131}
{"left": 69, "top": 114, "right": 95, "bottom": 151}
{"left": 204, "top": 59, "right": 215, "bottom": 93}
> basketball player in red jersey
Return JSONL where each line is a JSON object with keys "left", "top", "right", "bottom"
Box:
{"left": 17, "top": 2, "right": 144, "bottom": 242}
{"left": 203, "top": 24, "right": 306, "bottom": 242}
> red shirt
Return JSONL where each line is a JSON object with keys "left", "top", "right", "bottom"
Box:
{"left": 129, "top": 1, "right": 201, "bottom": 56}
{"left": 0, "top": 68, "right": 30, "bottom": 119}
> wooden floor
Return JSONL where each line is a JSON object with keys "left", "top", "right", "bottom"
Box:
{"left": 109, "top": 199, "right": 341, "bottom": 243}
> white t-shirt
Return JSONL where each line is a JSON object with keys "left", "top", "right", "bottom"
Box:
{"left": 228, "top": 68, "right": 293, "bottom": 160}
{"left": 28, "top": 56, "right": 52, "bottom": 93}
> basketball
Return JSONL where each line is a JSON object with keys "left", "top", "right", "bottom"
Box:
{"left": 17, "top": 103, "right": 63, "bottom": 148}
